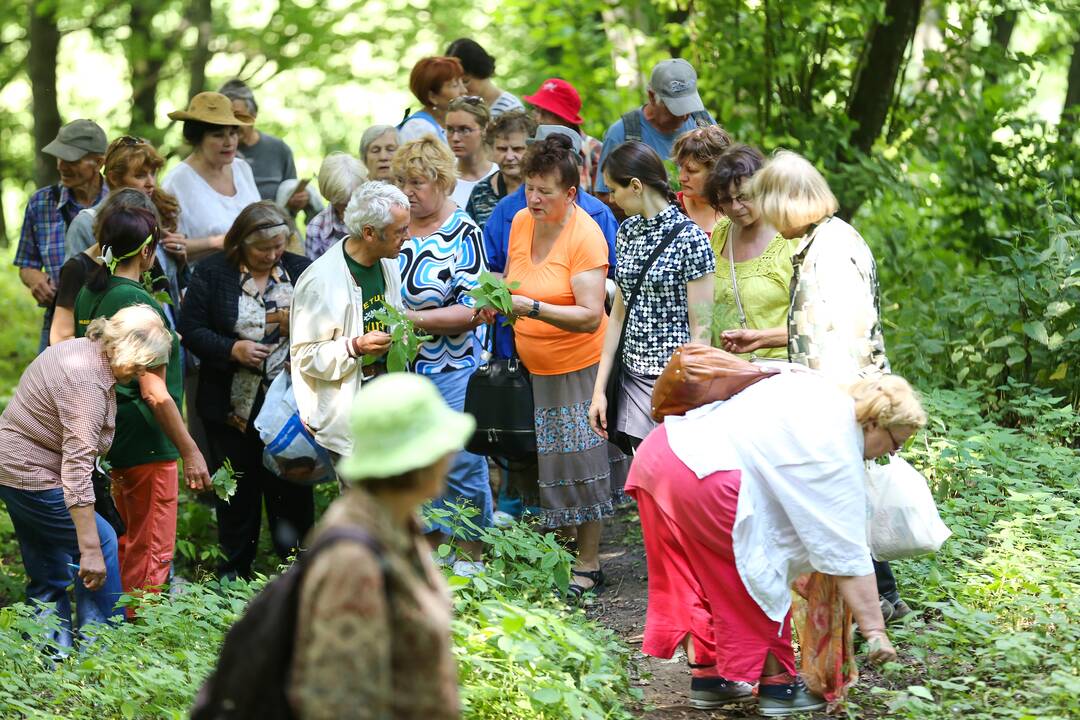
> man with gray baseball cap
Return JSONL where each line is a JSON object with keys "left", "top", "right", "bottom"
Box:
{"left": 593, "top": 58, "right": 716, "bottom": 197}
{"left": 15, "top": 119, "right": 108, "bottom": 351}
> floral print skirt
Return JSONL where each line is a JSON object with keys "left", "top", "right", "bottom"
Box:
{"left": 526, "top": 364, "right": 619, "bottom": 529}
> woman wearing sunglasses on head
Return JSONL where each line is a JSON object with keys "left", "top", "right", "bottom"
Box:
{"left": 53, "top": 137, "right": 186, "bottom": 346}
{"left": 72, "top": 204, "right": 211, "bottom": 609}
{"left": 446, "top": 96, "right": 499, "bottom": 208}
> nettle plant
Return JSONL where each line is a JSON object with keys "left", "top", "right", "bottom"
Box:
{"left": 427, "top": 504, "right": 638, "bottom": 719}
{"left": 891, "top": 191, "right": 1080, "bottom": 411}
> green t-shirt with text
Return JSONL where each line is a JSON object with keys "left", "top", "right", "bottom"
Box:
{"left": 73, "top": 276, "right": 183, "bottom": 469}
{"left": 343, "top": 245, "right": 389, "bottom": 336}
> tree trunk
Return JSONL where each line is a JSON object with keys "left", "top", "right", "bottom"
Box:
{"left": 186, "top": 0, "right": 213, "bottom": 100}
{"left": 664, "top": 3, "right": 691, "bottom": 58}
{"left": 845, "top": 0, "right": 923, "bottom": 157}
{"left": 128, "top": 2, "right": 167, "bottom": 142}
{"left": 1061, "top": 35, "right": 1080, "bottom": 143}
{"left": 985, "top": 9, "right": 1017, "bottom": 88}
{"left": 28, "top": 0, "right": 61, "bottom": 189}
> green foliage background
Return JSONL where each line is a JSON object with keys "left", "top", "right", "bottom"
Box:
{"left": 0, "top": 0, "right": 1079, "bottom": 718}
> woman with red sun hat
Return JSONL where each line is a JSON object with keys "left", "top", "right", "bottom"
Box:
{"left": 523, "top": 78, "right": 602, "bottom": 193}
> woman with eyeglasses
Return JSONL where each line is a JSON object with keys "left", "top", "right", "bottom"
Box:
{"left": 54, "top": 137, "right": 186, "bottom": 346}
{"left": 747, "top": 149, "right": 901, "bottom": 702}
{"left": 704, "top": 144, "right": 796, "bottom": 357}
{"left": 178, "top": 201, "right": 314, "bottom": 580}
{"left": 626, "top": 372, "right": 924, "bottom": 714}
{"left": 72, "top": 204, "right": 211, "bottom": 607}
{"left": 446, "top": 96, "right": 498, "bottom": 209}
{"left": 391, "top": 137, "right": 494, "bottom": 575}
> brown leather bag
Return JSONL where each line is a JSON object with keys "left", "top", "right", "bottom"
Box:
{"left": 650, "top": 343, "right": 781, "bottom": 421}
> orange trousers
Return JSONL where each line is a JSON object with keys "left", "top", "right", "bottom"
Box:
{"left": 111, "top": 460, "right": 178, "bottom": 597}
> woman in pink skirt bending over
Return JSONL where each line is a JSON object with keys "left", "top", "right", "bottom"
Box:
{"left": 626, "top": 370, "right": 926, "bottom": 716}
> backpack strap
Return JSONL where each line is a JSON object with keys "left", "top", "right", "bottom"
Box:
{"left": 622, "top": 109, "right": 643, "bottom": 143}
{"left": 690, "top": 110, "right": 714, "bottom": 128}
{"left": 302, "top": 526, "right": 388, "bottom": 580}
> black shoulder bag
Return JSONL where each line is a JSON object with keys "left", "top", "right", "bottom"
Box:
{"left": 605, "top": 220, "right": 690, "bottom": 453}
{"left": 463, "top": 326, "right": 536, "bottom": 462}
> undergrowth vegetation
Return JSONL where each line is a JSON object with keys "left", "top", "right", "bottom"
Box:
{"left": 0, "top": 517, "right": 637, "bottom": 719}
{"left": 852, "top": 386, "right": 1080, "bottom": 719}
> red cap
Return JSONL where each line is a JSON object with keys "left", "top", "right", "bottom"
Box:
{"left": 523, "top": 78, "right": 584, "bottom": 126}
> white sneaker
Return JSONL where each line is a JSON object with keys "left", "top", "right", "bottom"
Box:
{"left": 492, "top": 511, "right": 516, "bottom": 528}
{"left": 452, "top": 560, "right": 485, "bottom": 577}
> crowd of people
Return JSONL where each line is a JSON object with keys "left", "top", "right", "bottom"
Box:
{"left": 1, "top": 37, "right": 929, "bottom": 718}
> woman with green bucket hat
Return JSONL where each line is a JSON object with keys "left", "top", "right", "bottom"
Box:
{"left": 288, "top": 372, "right": 473, "bottom": 719}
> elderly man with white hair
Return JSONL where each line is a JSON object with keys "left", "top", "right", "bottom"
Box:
{"left": 290, "top": 181, "right": 410, "bottom": 474}
{"left": 304, "top": 152, "right": 368, "bottom": 260}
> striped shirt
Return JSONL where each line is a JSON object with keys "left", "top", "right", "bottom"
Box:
{"left": 398, "top": 208, "right": 486, "bottom": 374}
{"left": 15, "top": 183, "right": 108, "bottom": 284}
{"left": 0, "top": 338, "right": 116, "bottom": 508}
{"left": 489, "top": 91, "right": 525, "bottom": 118}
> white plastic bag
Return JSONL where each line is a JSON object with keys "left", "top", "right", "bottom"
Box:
{"left": 253, "top": 372, "right": 336, "bottom": 486}
{"left": 865, "top": 455, "right": 951, "bottom": 561}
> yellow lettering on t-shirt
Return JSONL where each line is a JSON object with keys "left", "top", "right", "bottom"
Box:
{"left": 362, "top": 293, "right": 386, "bottom": 333}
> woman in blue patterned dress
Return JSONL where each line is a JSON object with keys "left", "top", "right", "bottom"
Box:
{"left": 392, "top": 137, "right": 493, "bottom": 574}
{"left": 588, "top": 141, "right": 715, "bottom": 450}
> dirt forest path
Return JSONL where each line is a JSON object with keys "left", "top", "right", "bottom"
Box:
{"left": 591, "top": 511, "right": 831, "bottom": 719}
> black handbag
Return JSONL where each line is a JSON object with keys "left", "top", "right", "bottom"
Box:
{"left": 605, "top": 220, "right": 691, "bottom": 453}
{"left": 463, "top": 327, "right": 536, "bottom": 461}
{"left": 92, "top": 458, "right": 126, "bottom": 537}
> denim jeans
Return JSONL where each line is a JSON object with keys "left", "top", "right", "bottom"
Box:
{"left": 424, "top": 366, "right": 493, "bottom": 540}
{"left": 0, "top": 485, "right": 124, "bottom": 648}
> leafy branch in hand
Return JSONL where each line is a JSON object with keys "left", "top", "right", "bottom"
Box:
{"left": 467, "top": 271, "right": 520, "bottom": 326}
{"left": 211, "top": 458, "right": 241, "bottom": 502}
{"left": 364, "top": 304, "right": 434, "bottom": 373}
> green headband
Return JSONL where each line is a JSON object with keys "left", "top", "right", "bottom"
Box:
{"left": 100, "top": 233, "right": 154, "bottom": 273}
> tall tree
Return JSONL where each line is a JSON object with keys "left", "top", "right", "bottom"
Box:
{"left": 845, "top": 0, "right": 923, "bottom": 158}
{"left": 27, "top": 0, "right": 61, "bottom": 189}
{"left": 985, "top": 9, "right": 1017, "bottom": 88}
{"left": 127, "top": 1, "right": 169, "bottom": 140}
{"left": 1061, "top": 34, "right": 1080, "bottom": 143}
{"left": 186, "top": 0, "right": 212, "bottom": 100}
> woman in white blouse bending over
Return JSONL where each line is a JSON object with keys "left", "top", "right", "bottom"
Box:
{"left": 162, "top": 92, "right": 260, "bottom": 263}
{"left": 625, "top": 372, "right": 926, "bottom": 715}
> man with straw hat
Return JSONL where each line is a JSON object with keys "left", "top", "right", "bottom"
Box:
{"left": 15, "top": 119, "right": 109, "bottom": 351}
{"left": 289, "top": 373, "right": 472, "bottom": 718}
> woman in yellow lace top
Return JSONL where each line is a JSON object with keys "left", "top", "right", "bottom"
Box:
{"left": 705, "top": 144, "right": 796, "bottom": 359}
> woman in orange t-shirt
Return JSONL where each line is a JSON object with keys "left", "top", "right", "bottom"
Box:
{"left": 504, "top": 132, "right": 614, "bottom": 601}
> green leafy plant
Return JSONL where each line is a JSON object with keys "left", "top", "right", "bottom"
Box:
{"left": 211, "top": 458, "right": 241, "bottom": 502}
{"left": 141, "top": 270, "right": 173, "bottom": 307}
{"left": 467, "top": 270, "right": 520, "bottom": 326}
{"left": 363, "top": 304, "right": 433, "bottom": 372}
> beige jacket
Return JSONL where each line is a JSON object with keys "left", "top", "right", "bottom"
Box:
{"left": 289, "top": 239, "right": 403, "bottom": 457}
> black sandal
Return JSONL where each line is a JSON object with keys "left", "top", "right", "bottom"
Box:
{"left": 566, "top": 568, "right": 605, "bottom": 601}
